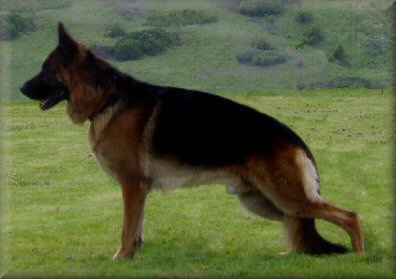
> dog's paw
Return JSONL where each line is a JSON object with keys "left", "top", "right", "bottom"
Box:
{"left": 278, "top": 251, "right": 289, "bottom": 256}
{"left": 112, "top": 247, "right": 135, "bottom": 260}
{"left": 135, "top": 235, "right": 144, "bottom": 249}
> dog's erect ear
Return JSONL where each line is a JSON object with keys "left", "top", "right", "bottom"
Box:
{"left": 58, "top": 22, "right": 78, "bottom": 59}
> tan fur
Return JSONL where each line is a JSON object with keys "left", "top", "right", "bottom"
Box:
{"left": 89, "top": 106, "right": 149, "bottom": 182}
{"left": 88, "top": 104, "right": 154, "bottom": 258}
{"left": 295, "top": 149, "right": 321, "bottom": 202}
{"left": 114, "top": 175, "right": 147, "bottom": 259}
{"left": 53, "top": 45, "right": 111, "bottom": 125}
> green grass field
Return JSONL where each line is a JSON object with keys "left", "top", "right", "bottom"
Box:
{"left": 2, "top": 89, "right": 393, "bottom": 278}
{"left": 0, "top": 0, "right": 394, "bottom": 277}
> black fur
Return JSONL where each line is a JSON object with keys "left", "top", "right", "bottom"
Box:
{"left": 151, "top": 87, "right": 309, "bottom": 168}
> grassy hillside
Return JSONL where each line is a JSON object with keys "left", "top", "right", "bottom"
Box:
{"left": 0, "top": 0, "right": 393, "bottom": 100}
{"left": 2, "top": 89, "right": 393, "bottom": 277}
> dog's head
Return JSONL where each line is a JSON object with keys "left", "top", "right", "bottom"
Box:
{"left": 20, "top": 22, "right": 113, "bottom": 124}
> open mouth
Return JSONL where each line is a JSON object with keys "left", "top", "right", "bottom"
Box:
{"left": 40, "top": 89, "right": 68, "bottom": 110}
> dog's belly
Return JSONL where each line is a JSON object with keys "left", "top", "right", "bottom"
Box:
{"left": 149, "top": 159, "right": 238, "bottom": 191}
{"left": 92, "top": 150, "right": 248, "bottom": 194}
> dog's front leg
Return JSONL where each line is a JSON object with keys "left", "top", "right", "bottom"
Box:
{"left": 135, "top": 216, "right": 145, "bottom": 249}
{"left": 113, "top": 176, "right": 147, "bottom": 260}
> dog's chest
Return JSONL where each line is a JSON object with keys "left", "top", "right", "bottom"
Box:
{"left": 94, "top": 151, "right": 118, "bottom": 180}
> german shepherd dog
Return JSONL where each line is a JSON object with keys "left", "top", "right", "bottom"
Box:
{"left": 20, "top": 23, "right": 364, "bottom": 259}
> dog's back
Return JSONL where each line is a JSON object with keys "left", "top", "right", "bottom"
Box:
{"left": 152, "top": 88, "right": 310, "bottom": 167}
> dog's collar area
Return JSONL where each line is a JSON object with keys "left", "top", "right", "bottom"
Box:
{"left": 89, "top": 93, "right": 120, "bottom": 122}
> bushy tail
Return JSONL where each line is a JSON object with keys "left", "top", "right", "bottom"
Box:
{"left": 284, "top": 216, "right": 348, "bottom": 255}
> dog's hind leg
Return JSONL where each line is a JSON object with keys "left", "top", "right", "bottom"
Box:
{"left": 227, "top": 177, "right": 283, "bottom": 221}
{"left": 245, "top": 148, "right": 364, "bottom": 254}
{"left": 283, "top": 215, "right": 349, "bottom": 254}
{"left": 238, "top": 191, "right": 284, "bottom": 221}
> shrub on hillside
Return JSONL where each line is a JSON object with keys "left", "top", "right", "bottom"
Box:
{"left": 329, "top": 45, "right": 349, "bottom": 66}
{"left": 105, "top": 23, "right": 127, "bottom": 38}
{"left": 147, "top": 9, "right": 217, "bottom": 26}
{"left": 113, "top": 29, "right": 179, "bottom": 61}
{"left": 307, "top": 77, "right": 380, "bottom": 89}
{"left": 89, "top": 44, "right": 115, "bottom": 60}
{"left": 386, "top": 1, "right": 396, "bottom": 22}
{"left": 295, "top": 10, "right": 313, "bottom": 24}
{"left": 251, "top": 37, "right": 274, "bottom": 50}
{"left": 364, "top": 37, "right": 389, "bottom": 57}
{"left": 251, "top": 50, "right": 287, "bottom": 66}
{"left": 304, "top": 26, "right": 324, "bottom": 45}
{"left": 239, "top": 0, "right": 283, "bottom": 17}
{"left": 236, "top": 48, "right": 287, "bottom": 66}
{"left": 236, "top": 48, "right": 262, "bottom": 64}
{"left": 0, "top": 12, "right": 35, "bottom": 40}
{"left": 114, "top": 39, "right": 142, "bottom": 60}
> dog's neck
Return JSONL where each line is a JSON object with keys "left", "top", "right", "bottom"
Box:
{"left": 88, "top": 93, "right": 120, "bottom": 122}
{"left": 88, "top": 98, "right": 123, "bottom": 146}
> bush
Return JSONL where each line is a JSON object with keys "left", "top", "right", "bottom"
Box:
{"left": 0, "top": 12, "right": 35, "bottom": 40}
{"left": 236, "top": 48, "right": 262, "bottom": 64}
{"left": 239, "top": 0, "right": 283, "bottom": 17}
{"left": 296, "top": 83, "right": 306, "bottom": 90}
{"left": 307, "top": 77, "right": 380, "bottom": 89}
{"left": 251, "top": 50, "right": 287, "bottom": 66}
{"left": 304, "top": 26, "right": 324, "bottom": 45}
{"left": 365, "top": 39, "right": 388, "bottom": 57}
{"left": 105, "top": 23, "right": 127, "bottom": 38}
{"left": 236, "top": 48, "right": 287, "bottom": 67}
{"left": 113, "top": 29, "right": 179, "bottom": 61}
{"left": 294, "top": 37, "right": 308, "bottom": 49}
{"left": 147, "top": 9, "right": 217, "bottom": 26}
{"left": 386, "top": 1, "right": 396, "bottom": 22}
{"left": 329, "top": 45, "right": 349, "bottom": 66}
{"left": 114, "top": 39, "right": 142, "bottom": 60}
{"left": 89, "top": 44, "right": 115, "bottom": 60}
{"left": 251, "top": 37, "right": 274, "bottom": 50}
{"left": 295, "top": 10, "right": 313, "bottom": 24}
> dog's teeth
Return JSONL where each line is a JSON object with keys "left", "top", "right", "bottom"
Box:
{"left": 40, "top": 99, "right": 49, "bottom": 109}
